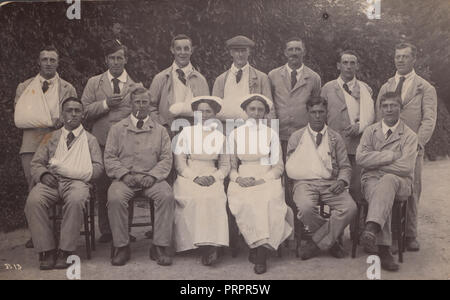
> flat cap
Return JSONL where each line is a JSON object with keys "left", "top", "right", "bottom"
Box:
{"left": 226, "top": 35, "right": 255, "bottom": 49}
{"left": 103, "top": 39, "right": 126, "bottom": 56}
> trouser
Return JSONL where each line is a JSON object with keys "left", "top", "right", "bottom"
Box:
{"left": 97, "top": 145, "right": 111, "bottom": 235}
{"left": 293, "top": 181, "right": 357, "bottom": 250}
{"left": 107, "top": 180, "right": 175, "bottom": 248}
{"left": 407, "top": 151, "right": 423, "bottom": 238}
{"left": 362, "top": 174, "right": 404, "bottom": 246}
{"left": 20, "top": 153, "right": 35, "bottom": 192}
{"left": 24, "top": 180, "right": 89, "bottom": 252}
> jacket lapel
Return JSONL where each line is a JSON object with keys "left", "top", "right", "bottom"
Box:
{"left": 100, "top": 71, "right": 113, "bottom": 97}
{"left": 280, "top": 66, "right": 291, "bottom": 92}
{"left": 333, "top": 81, "right": 347, "bottom": 109}
{"left": 58, "top": 78, "right": 70, "bottom": 103}
{"left": 291, "top": 67, "right": 309, "bottom": 93}
{"left": 249, "top": 66, "right": 258, "bottom": 92}
{"left": 402, "top": 76, "right": 421, "bottom": 108}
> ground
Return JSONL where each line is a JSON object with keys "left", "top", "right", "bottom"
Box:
{"left": 0, "top": 160, "right": 449, "bottom": 280}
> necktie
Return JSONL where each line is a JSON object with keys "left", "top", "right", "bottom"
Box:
{"left": 386, "top": 129, "right": 393, "bottom": 140}
{"left": 291, "top": 70, "right": 297, "bottom": 89}
{"left": 42, "top": 81, "right": 49, "bottom": 93}
{"left": 395, "top": 76, "right": 406, "bottom": 97}
{"left": 67, "top": 131, "right": 75, "bottom": 149}
{"left": 112, "top": 78, "right": 120, "bottom": 94}
{"left": 136, "top": 119, "right": 144, "bottom": 129}
{"left": 176, "top": 69, "right": 187, "bottom": 85}
{"left": 316, "top": 132, "right": 323, "bottom": 146}
{"left": 236, "top": 69, "right": 243, "bottom": 83}
{"left": 343, "top": 83, "right": 352, "bottom": 95}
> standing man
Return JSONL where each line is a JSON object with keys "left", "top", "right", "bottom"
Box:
{"left": 321, "top": 50, "right": 375, "bottom": 204}
{"left": 358, "top": 92, "right": 418, "bottom": 271}
{"left": 213, "top": 35, "right": 273, "bottom": 127}
{"left": 81, "top": 39, "right": 137, "bottom": 243}
{"left": 149, "top": 34, "right": 209, "bottom": 136}
{"left": 376, "top": 42, "right": 437, "bottom": 251}
{"left": 105, "top": 87, "right": 174, "bottom": 267}
{"left": 25, "top": 97, "right": 103, "bottom": 270}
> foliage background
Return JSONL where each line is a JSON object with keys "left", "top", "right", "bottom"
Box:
{"left": 1, "top": 0, "right": 449, "bottom": 231}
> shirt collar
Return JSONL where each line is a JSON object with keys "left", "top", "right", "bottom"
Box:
{"left": 231, "top": 63, "right": 249, "bottom": 74}
{"left": 38, "top": 73, "right": 59, "bottom": 84}
{"left": 107, "top": 69, "right": 128, "bottom": 83}
{"left": 172, "top": 61, "right": 193, "bottom": 76}
{"left": 337, "top": 76, "right": 357, "bottom": 90}
{"left": 62, "top": 124, "right": 83, "bottom": 138}
{"left": 130, "top": 113, "right": 150, "bottom": 128}
{"left": 308, "top": 123, "right": 327, "bottom": 137}
{"left": 286, "top": 63, "right": 304, "bottom": 75}
{"left": 382, "top": 119, "right": 400, "bottom": 136}
{"left": 395, "top": 69, "right": 416, "bottom": 82}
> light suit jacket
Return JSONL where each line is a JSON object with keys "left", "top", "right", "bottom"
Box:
{"left": 81, "top": 70, "right": 136, "bottom": 146}
{"left": 149, "top": 65, "right": 209, "bottom": 127}
{"left": 321, "top": 79, "right": 373, "bottom": 155}
{"left": 376, "top": 74, "right": 437, "bottom": 150}
{"left": 14, "top": 76, "right": 77, "bottom": 154}
{"left": 30, "top": 128, "right": 104, "bottom": 184}
{"left": 268, "top": 65, "right": 321, "bottom": 141}
{"left": 356, "top": 121, "right": 418, "bottom": 196}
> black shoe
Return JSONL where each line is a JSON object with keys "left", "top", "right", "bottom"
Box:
{"left": 253, "top": 247, "right": 267, "bottom": 274}
{"left": 25, "top": 238, "right": 34, "bottom": 249}
{"left": 300, "top": 240, "right": 320, "bottom": 260}
{"left": 111, "top": 245, "right": 131, "bottom": 266}
{"left": 98, "top": 233, "right": 112, "bottom": 243}
{"left": 39, "top": 250, "right": 56, "bottom": 270}
{"left": 54, "top": 250, "right": 73, "bottom": 269}
{"left": 248, "top": 248, "right": 257, "bottom": 264}
{"left": 379, "top": 246, "right": 399, "bottom": 271}
{"left": 406, "top": 237, "right": 420, "bottom": 252}
{"left": 329, "top": 242, "right": 348, "bottom": 258}
{"left": 360, "top": 222, "right": 379, "bottom": 251}
{"left": 201, "top": 246, "right": 219, "bottom": 266}
{"left": 149, "top": 245, "right": 172, "bottom": 266}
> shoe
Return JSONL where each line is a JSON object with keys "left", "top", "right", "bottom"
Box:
{"left": 248, "top": 248, "right": 257, "bottom": 264}
{"left": 111, "top": 245, "right": 131, "bottom": 266}
{"left": 253, "top": 247, "right": 267, "bottom": 275}
{"left": 300, "top": 240, "right": 320, "bottom": 260}
{"left": 329, "top": 242, "right": 348, "bottom": 258}
{"left": 39, "top": 250, "right": 56, "bottom": 270}
{"left": 406, "top": 237, "right": 420, "bottom": 252}
{"left": 145, "top": 230, "right": 153, "bottom": 239}
{"left": 54, "top": 250, "right": 72, "bottom": 269}
{"left": 98, "top": 233, "right": 112, "bottom": 243}
{"left": 25, "top": 238, "right": 34, "bottom": 249}
{"left": 379, "top": 246, "right": 399, "bottom": 271}
{"left": 391, "top": 240, "right": 399, "bottom": 254}
{"left": 254, "top": 263, "right": 267, "bottom": 274}
{"left": 360, "top": 222, "right": 379, "bottom": 251}
{"left": 129, "top": 234, "right": 136, "bottom": 243}
{"left": 149, "top": 245, "right": 172, "bottom": 266}
{"left": 201, "top": 246, "right": 219, "bottom": 266}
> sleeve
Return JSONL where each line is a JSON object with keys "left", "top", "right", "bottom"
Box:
{"left": 212, "top": 75, "right": 224, "bottom": 98}
{"left": 212, "top": 138, "right": 231, "bottom": 181}
{"left": 356, "top": 128, "right": 396, "bottom": 169}
{"left": 417, "top": 83, "right": 437, "bottom": 148}
{"left": 262, "top": 138, "right": 284, "bottom": 180}
{"left": 227, "top": 133, "right": 239, "bottom": 182}
{"left": 174, "top": 129, "right": 196, "bottom": 180}
{"left": 335, "top": 134, "right": 352, "bottom": 185}
{"left": 286, "top": 131, "right": 301, "bottom": 160}
{"left": 148, "top": 127, "right": 173, "bottom": 181}
{"left": 104, "top": 126, "right": 130, "bottom": 180}
{"left": 312, "top": 74, "right": 322, "bottom": 97}
{"left": 148, "top": 75, "right": 162, "bottom": 122}
{"left": 81, "top": 78, "right": 109, "bottom": 121}
{"left": 375, "top": 84, "right": 387, "bottom": 122}
{"left": 30, "top": 134, "right": 53, "bottom": 183}
{"left": 87, "top": 135, "right": 104, "bottom": 181}
{"left": 380, "top": 132, "right": 418, "bottom": 177}
{"left": 14, "top": 82, "right": 25, "bottom": 107}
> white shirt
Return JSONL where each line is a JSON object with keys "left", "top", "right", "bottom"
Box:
{"left": 382, "top": 119, "right": 400, "bottom": 139}
{"left": 103, "top": 70, "right": 128, "bottom": 109}
{"left": 286, "top": 63, "right": 304, "bottom": 85}
{"left": 130, "top": 113, "right": 149, "bottom": 128}
{"left": 171, "top": 62, "right": 194, "bottom": 104}
{"left": 61, "top": 124, "right": 83, "bottom": 143}
{"left": 38, "top": 73, "right": 60, "bottom": 120}
{"left": 394, "top": 69, "right": 416, "bottom": 102}
{"left": 337, "top": 76, "right": 357, "bottom": 95}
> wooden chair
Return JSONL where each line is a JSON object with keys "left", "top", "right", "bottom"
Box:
{"left": 50, "top": 184, "right": 96, "bottom": 259}
{"left": 351, "top": 195, "right": 409, "bottom": 262}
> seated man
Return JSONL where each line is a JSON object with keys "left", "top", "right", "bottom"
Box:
{"left": 286, "top": 96, "right": 356, "bottom": 260}
{"left": 357, "top": 92, "right": 418, "bottom": 271}
{"left": 105, "top": 87, "right": 174, "bottom": 267}
{"left": 25, "top": 97, "right": 103, "bottom": 270}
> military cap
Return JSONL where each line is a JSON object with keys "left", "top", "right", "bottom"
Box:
{"left": 103, "top": 39, "right": 126, "bottom": 57}
{"left": 226, "top": 35, "right": 255, "bottom": 49}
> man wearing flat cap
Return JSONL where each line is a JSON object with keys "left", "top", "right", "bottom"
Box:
{"left": 212, "top": 35, "right": 273, "bottom": 126}
{"left": 149, "top": 34, "right": 209, "bottom": 137}
{"left": 81, "top": 39, "right": 137, "bottom": 243}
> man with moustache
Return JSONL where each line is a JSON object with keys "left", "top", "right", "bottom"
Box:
{"left": 14, "top": 45, "right": 77, "bottom": 249}
{"left": 25, "top": 97, "right": 103, "bottom": 270}
{"left": 81, "top": 39, "right": 137, "bottom": 243}
{"left": 358, "top": 92, "right": 418, "bottom": 271}
{"left": 105, "top": 87, "right": 174, "bottom": 267}
{"left": 213, "top": 35, "right": 273, "bottom": 126}
{"left": 376, "top": 43, "right": 437, "bottom": 251}
{"left": 149, "top": 34, "right": 209, "bottom": 136}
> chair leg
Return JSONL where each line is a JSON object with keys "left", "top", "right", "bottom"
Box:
{"left": 149, "top": 200, "right": 155, "bottom": 239}
{"left": 83, "top": 208, "right": 91, "bottom": 260}
{"left": 89, "top": 195, "right": 96, "bottom": 251}
{"left": 351, "top": 204, "right": 361, "bottom": 258}
{"left": 394, "top": 203, "right": 403, "bottom": 263}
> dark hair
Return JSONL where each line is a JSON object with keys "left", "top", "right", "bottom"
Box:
{"left": 39, "top": 45, "right": 59, "bottom": 58}
{"left": 61, "top": 97, "right": 83, "bottom": 110}
{"left": 285, "top": 37, "right": 305, "bottom": 50}
{"left": 306, "top": 96, "right": 328, "bottom": 111}
{"left": 240, "top": 95, "right": 270, "bottom": 114}
{"left": 379, "top": 91, "right": 403, "bottom": 107}
{"left": 338, "top": 50, "right": 359, "bottom": 63}
{"left": 191, "top": 99, "right": 221, "bottom": 114}
{"left": 130, "top": 87, "right": 149, "bottom": 100}
{"left": 103, "top": 39, "right": 128, "bottom": 57}
{"left": 395, "top": 42, "right": 417, "bottom": 58}
{"left": 171, "top": 34, "right": 193, "bottom": 48}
